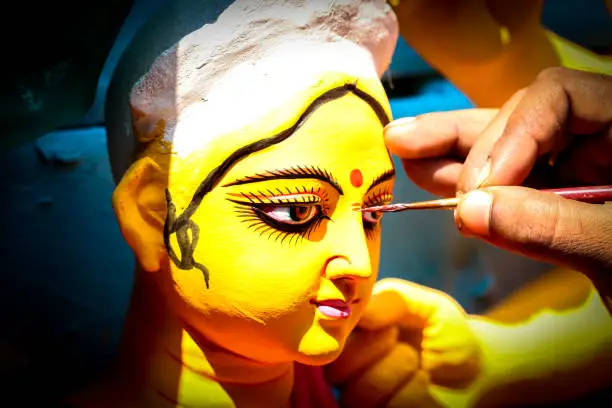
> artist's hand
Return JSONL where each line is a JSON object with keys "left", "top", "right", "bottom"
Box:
{"left": 385, "top": 67, "right": 612, "bottom": 287}
{"left": 325, "top": 278, "right": 480, "bottom": 408}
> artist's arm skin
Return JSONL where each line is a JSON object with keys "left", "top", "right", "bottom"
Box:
{"left": 327, "top": 270, "right": 612, "bottom": 407}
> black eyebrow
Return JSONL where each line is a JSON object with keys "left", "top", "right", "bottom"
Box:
{"left": 366, "top": 168, "right": 395, "bottom": 193}
{"left": 222, "top": 165, "right": 344, "bottom": 195}
{"left": 164, "top": 82, "right": 390, "bottom": 289}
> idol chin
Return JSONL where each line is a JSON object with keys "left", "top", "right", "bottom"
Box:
{"left": 293, "top": 299, "right": 363, "bottom": 366}
{"left": 296, "top": 342, "right": 346, "bottom": 367}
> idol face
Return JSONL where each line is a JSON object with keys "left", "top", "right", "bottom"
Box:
{"left": 113, "top": 75, "right": 395, "bottom": 369}
{"left": 160, "top": 79, "right": 395, "bottom": 366}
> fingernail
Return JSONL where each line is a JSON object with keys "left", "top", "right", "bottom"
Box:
{"left": 453, "top": 209, "right": 462, "bottom": 230}
{"left": 453, "top": 208, "right": 476, "bottom": 238}
{"left": 474, "top": 159, "right": 491, "bottom": 189}
{"left": 384, "top": 117, "right": 416, "bottom": 138}
{"left": 387, "top": 116, "right": 416, "bottom": 128}
{"left": 456, "top": 191, "right": 492, "bottom": 237}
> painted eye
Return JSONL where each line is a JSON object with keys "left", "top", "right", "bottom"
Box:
{"left": 362, "top": 210, "right": 383, "bottom": 225}
{"left": 262, "top": 205, "right": 320, "bottom": 225}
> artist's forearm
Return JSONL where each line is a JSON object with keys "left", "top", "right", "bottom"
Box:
{"left": 468, "top": 289, "right": 612, "bottom": 406}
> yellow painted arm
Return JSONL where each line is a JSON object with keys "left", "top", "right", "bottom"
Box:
{"left": 469, "top": 290, "right": 612, "bottom": 406}
{"left": 433, "top": 269, "right": 612, "bottom": 407}
{"left": 392, "top": 1, "right": 612, "bottom": 107}
{"left": 547, "top": 30, "right": 612, "bottom": 74}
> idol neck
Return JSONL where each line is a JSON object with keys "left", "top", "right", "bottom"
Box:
{"left": 114, "top": 269, "right": 295, "bottom": 408}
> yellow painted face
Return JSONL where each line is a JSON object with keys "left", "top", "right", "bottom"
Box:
{"left": 162, "top": 79, "right": 395, "bottom": 365}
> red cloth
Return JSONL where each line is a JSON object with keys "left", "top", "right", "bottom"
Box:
{"left": 291, "top": 363, "right": 339, "bottom": 408}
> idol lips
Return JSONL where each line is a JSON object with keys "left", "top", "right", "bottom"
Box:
{"left": 312, "top": 299, "right": 352, "bottom": 319}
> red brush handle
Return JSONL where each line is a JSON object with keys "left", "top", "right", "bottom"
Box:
{"left": 543, "top": 185, "right": 612, "bottom": 204}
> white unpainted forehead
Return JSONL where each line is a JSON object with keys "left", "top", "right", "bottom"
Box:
{"left": 129, "top": 0, "right": 399, "bottom": 157}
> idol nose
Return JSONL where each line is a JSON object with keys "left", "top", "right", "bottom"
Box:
{"left": 324, "top": 208, "right": 374, "bottom": 280}
{"left": 324, "top": 255, "right": 372, "bottom": 282}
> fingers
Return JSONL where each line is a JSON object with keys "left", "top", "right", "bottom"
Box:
{"left": 360, "top": 278, "right": 480, "bottom": 387}
{"left": 387, "top": 371, "right": 444, "bottom": 408}
{"left": 358, "top": 278, "right": 460, "bottom": 332}
{"left": 333, "top": 279, "right": 482, "bottom": 407}
{"left": 472, "top": 68, "right": 612, "bottom": 189}
{"left": 401, "top": 158, "right": 463, "bottom": 198}
{"left": 384, "top": 109, "right": 499, "bottom": 197}
{"left": 389, "top": 70, "right": 612, "bottom": 197}
{"left": 423, "top": 341, "right": 481, "bottom": 389}
{"left": 356, "top": 287, "right": 419, "bottom": 331}
{"left": 455, "top": 186, "right": 612, "bottom": 278}
{"left": 456, "top": 88, "right": 526, "bottom": 193}
{"left": 339, "top": 342, "right": 420, "bottom": 408}
{"left": 384, "top": 109, "right": 498, "bottom": 160}
{"left": 325, "top": 325, "right": 399, "bottom": 385}
{"left": 556, "top": 132, "right": 612, "bottom": 186}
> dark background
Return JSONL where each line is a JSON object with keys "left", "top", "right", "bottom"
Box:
{"left": 0, "top": 0, "right": 610, "bottom": 405}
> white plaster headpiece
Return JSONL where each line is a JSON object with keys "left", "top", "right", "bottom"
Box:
{"left": 129, "top": 0, "right": 399, "bottom": 157}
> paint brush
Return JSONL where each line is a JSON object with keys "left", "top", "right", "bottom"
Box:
{"left": 360, "top": 185, "right": 612, "bottom": 213}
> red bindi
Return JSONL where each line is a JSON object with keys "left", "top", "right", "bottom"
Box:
{"left": 350, "top": 169, "right": 363, "bottom": 188}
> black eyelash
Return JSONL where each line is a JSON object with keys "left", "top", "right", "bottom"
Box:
{"left": 233, "top": 204, "right": 329, "bottom": 247}
{"left": 362, "top": 190, "right": 393, "bottom": 238}
{"left": 364, "top": 190, "right": 393, "bottom": 208}
{"left": 229, "top": 186, "right": 331, "bottom": 246}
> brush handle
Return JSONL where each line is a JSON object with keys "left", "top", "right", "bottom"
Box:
{"left": 544, "top": 185, "right": 612, "bottom": 204}
{"left": 361, "top": 185, "right": 612, "bottom": 213}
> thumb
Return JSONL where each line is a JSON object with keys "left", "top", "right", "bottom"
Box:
{"left": 455, "top": 186, "right": 612, "bottom": 280}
